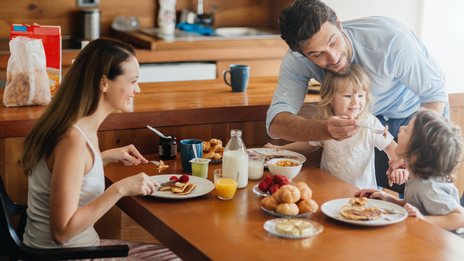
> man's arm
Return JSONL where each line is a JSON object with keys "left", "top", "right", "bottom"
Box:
{"left": 420, "top": 101, "right": 446, "bottom": 115}
{"left": 269, "top": 112, "right": 361, "bottom": 141}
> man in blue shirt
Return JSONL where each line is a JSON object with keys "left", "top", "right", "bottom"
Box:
{"left": 266, "top": 0, "right": 448, "bottom": 193}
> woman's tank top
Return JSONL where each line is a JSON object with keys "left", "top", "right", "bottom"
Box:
{"left": 23, "top": 125, "right": 104, "bottom": 248}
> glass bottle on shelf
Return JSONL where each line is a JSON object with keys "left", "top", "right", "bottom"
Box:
{"left": 222, "top": 129, "right": 248, "bottom": 189}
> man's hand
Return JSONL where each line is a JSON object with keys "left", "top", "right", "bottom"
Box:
{"left": 328, "top": 116, "right": 361, "bottom": 141}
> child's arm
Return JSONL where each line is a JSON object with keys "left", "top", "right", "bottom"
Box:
{"left": 355, "top": 189, "right": 406, "bottom": 206}
{"left": 263, "top": 142, "right": 320, "bottom": 154}
{"left": 383, "top": 141, "right": 409, "bottom": 186}
{"left": 404, "top": 204, "right": 464, "bottom": 231}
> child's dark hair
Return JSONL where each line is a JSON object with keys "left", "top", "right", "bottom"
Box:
{"left": 403, "top": 109, "right": 464, "bottom": 182}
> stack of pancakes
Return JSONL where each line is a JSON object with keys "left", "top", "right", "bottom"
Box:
{"left": 339, "top": 197, "right": 382, "bottom": 220}
{"left": 159, "top": 181, "right": 197, "bottom": 195}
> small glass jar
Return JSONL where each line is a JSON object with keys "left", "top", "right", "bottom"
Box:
{"left": 159, "top": 135, "right": 177, "bottom": 160}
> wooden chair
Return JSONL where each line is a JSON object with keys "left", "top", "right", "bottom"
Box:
{"left": 0, "top": 175, "right": 129, "bottom": 261}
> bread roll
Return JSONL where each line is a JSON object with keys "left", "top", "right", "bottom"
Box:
{"left": 203, "top": 141, "right": 211, "bottom": 152}
{"left": 297, "top": 199, "right": 318, "bottom": 214}
{"left": 276, "top": 203, "right": 299, "bottom": 215}
{"left": 274, "top": 185, "right": 301, "bottom": 203}
{"left": 209, "top": 144, "right": 222, "bottom": 153}
{"left": 261, "top": 197, "right": 279, "bottom": 212}
{"left": 210, "top": 138, "right": 222, "bottom": 146}
{"left": 294, "top": 182, "right": 312, "bottom": 200}
{"left": 203, "top": 152, "right": 217, "bottom": 159}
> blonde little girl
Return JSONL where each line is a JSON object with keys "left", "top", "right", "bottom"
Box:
{"left": 265, "top": 64, "right": 407, "bottom": 189}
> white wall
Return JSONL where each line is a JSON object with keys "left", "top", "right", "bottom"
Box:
{"left": 324, "top": 0, "right": 464, "bottom": 94}
{"left": 324, "top": 0, "right": 424, "bottom": 38}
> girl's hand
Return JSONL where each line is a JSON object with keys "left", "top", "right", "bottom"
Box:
{"left": 115, "top": 173, "right": 159, "bottom": 197}
{"left": 264, "top": 142, "right": 281, "bottom": 149}
{"left": 404, "top": 203, "right": 425, "bottom": 220}
{"left": 354, "top": 189, "right": 388, "bottom": 200}
{"left": 388, "top": 168, "right": 409, "bottom": 187}
{"left": 102, "top": 144, "right": 148, "bottom": 166}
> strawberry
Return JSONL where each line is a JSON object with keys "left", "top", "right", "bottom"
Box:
{"left": 278, "top": 176, "right": 289, "bottom": 187}
{"left": 169, "top": 176, "right": 179, "bottom": 182}
{"left": 269, "top": 183, "right": 281, "bottom": 195}
{"left": 258, "top": 175, "right": 273, "bottom": 192}
{"left": 179, "top": 174, "right": 189, "bottom": 183}
{"left": 263, "top": 174, "right": 273, "bottom": 186}
{"left": 273, "top": 174, "right": 284, "bottom": 185}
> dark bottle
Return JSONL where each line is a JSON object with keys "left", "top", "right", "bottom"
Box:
{"left": 159, "top": 135, "right": 177, "bottom": 160}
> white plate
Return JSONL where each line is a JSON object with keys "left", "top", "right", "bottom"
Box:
{"left": 149, "top": 175, "right": 215, "bottom": 199}
{"left": 321, "top": 198, "right": 408, "bottom": 226}
{"left": 253, "top": 184, "right": 271, "bottom": 197}
{"left": 264, "top": 218, "right": 323, "bottom": 239}
{"left": 262, "top": 206, "right": 315, "bottom": 218}
{"left": 248, "top": 148, "right": 306, "bottom": 168}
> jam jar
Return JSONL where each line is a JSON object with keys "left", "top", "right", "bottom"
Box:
{"left": 159, "top": 135, "right": 177, "bottom": 160}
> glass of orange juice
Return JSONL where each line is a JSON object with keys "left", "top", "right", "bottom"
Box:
{"left": 214, "top": 169, "right": 239, "bottom": 200}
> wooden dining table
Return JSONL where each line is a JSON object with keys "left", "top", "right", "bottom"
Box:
{"left": 104, "top": 153, "right": 464, "bottom": 261}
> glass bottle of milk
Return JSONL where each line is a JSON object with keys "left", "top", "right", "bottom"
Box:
{"left": 222, "top": 129, "right": 248, "bottom": 189}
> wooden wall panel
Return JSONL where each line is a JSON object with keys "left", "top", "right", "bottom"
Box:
{"left": 0, "top": 0, "right": 274, "bottom": 38}
{"left": 450, "top": 106, "right": 464, "bottom": 197}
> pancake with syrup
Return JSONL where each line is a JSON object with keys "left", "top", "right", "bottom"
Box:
{"left": 340, "top": 197, "right": 382, "bottom": 220}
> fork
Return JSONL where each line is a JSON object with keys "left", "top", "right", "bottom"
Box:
{"left": 356, "top": 124, "right": 384, "bottom": 135}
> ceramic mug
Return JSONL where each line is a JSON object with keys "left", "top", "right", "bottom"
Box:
{"left": 223, "top": 65, "right": 250, "bottom": 92}
{"left": 180, "top": 139, "right": 203, "bottom": 172}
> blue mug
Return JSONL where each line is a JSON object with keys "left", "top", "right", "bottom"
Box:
{"left": 180, "top": 139, "right": 203, "bottom": 172}
{"left": 223, "top": 65, "right": 250, "bottom": 92}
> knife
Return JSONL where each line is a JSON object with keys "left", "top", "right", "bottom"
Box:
{"left": 157, "top": 180, "right": 176, "bottom": 190}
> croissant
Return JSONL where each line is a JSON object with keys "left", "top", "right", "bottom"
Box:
{"left": 209, "top": 144, "right": 222, "bottom": 153}
{"left": 203, "top": 141, "right": 211, "bottom": 152}
{"left": 210, "top": 138, "right": 222, "bottom": 146}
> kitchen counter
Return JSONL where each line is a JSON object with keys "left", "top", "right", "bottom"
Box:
{"left": 0, "top": 76, "right": 320, "bottom": 139}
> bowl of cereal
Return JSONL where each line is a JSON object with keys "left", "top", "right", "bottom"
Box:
{"left": 267, "top": 158, "right": 303, "bottom": 180}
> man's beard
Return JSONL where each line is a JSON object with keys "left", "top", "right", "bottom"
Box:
{"left": 326, "top": 43, "right": 352, "bottom": 76}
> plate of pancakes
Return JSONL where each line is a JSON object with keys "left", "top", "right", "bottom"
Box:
{"left": 321, "top": 198, "right": 408, "bottom": 226}
{"left": 264, "top": 218, "right": 323, "bottom": 239}
{"left": 149, "top": 175, "right": 215, "bottom": 199}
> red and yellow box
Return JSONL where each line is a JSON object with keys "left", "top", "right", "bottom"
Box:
{"left": 10, "top": 24, "right": 62, "bottom": 96}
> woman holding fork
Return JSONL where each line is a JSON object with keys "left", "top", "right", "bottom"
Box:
{"left": 265, "top": 64, "right": 407, "bottom": 189}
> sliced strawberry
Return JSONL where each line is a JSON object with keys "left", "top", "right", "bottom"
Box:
{"left": 269, "top": 183, "right": 281, "bottom": 195}
{"left": 179, "top": 174, "right": 189, "bottom": 183}
{"left": 169, "top": 176, "right": 179, "bottom": 182}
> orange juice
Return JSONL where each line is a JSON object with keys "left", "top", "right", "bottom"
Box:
{"left": 215, "top": 178, "right": 238, "bottom": 199}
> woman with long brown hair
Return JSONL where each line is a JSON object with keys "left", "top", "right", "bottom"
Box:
{"left": 22, "top": 38, "right": 179, "bottom": 260}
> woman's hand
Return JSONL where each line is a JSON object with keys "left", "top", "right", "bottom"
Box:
{"left": 102, "top": 144, "right": 148, "bottom": 166}
{"left": 114, "top": 173, "right": 159, "bottom": 197}
{"left": 387, "top": 158, "right": 406, "bottom": 177}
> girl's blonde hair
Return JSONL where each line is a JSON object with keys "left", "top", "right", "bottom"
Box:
{"left": 315, "top": 64, "right": 373, "bottom": 122}
{"left": 22, "top": 38, "right": 136, "bottom": 175}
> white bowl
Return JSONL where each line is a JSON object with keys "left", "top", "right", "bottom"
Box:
{"left": 267, "top": 158, "right": 303, "bottom": 180}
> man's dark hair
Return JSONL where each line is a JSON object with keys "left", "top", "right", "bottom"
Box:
{"left": 279, "top": 0, "right": 339, "bottom": 55}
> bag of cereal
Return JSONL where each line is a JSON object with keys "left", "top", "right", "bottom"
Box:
{"left": 3, "top": 36, "right": 51, "bottom": 107}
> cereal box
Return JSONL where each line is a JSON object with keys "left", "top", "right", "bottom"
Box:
{"left": 10, "top": 24, "right": 62, "bottom": 96}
